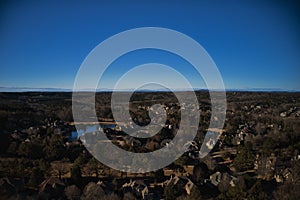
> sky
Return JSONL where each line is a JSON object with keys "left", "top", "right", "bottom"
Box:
{"left": 0, "top": 0, "right": 299, "bottom": 91}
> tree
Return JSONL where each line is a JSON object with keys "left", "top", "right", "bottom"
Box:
{"left": 233, "top": 142, "right": 255, "bottom": 171}
{"left": 81, "top": 182, "right": 105, "bottom": 200}
{"left": 262, "top": 137, "right": 275, "bottom": 156}
{"left": 273, "top": 182, "right": 300, "bottom": 200}
{"left": 66, "top": 145, "right": 82, "bottom": 162}
{"left": 192, "top": 162, "right": 209, "bottom": 185}
{"left": 123, "top": 192, "right": 137, "bottom": 200}
{"left": 101, "top": 193, "right": 120, "bottom": 200}
{"left": 18, "top": 141, "right": 44, "bottom": 159}
{"left": 54, "top": 161, "right": 69, "bottom": 180}
{"left": 57, "top": 107, "right": 73, "bottom": 122}
{"left": 64, "top": 185, "right": 81, "bottom": 200}
{"left": 188, "top": 186, "right": 203, "bottom": 200}
{"left": 163, "top": 180, "right": 180, "bottom": 200}
{"left": 43, "top": 134, "right": 66, "bottom": 160}
{"left": 71, "top": 164, "right": 82, "bottom": 184}
{"left": 6, "top": 141, "right": 19, "bottom": 156}
{"left": 28, "top": 167, "right": 44, "bottom": 187}
{"left": 86, "top": 157, "right": 100, "bottom": 177}
{"left": 73, "top": 152, "right": 87, "bottom": 166}
{"left": 174, "top": 154, "right": 189, "bottom": 168}
{"left": 0, "top": 133, "right": 10, "bottom": 154}
{"left": 38, "top": 159, "right": 50, "bottom": 173}
{"left": 217, "top": 185, "right": 246, "bottom": 200}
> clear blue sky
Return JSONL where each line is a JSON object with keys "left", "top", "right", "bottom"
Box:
{"left": 0, "top": 0, "right": 299, "bottom": 90}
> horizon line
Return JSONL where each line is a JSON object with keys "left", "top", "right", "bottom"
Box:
{"left": 0, "top": 86, "right": 299, "bottom": 93}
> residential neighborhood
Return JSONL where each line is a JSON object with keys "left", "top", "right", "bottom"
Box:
{"left": 0, "top": 91, "right": 299, "bottom": 199}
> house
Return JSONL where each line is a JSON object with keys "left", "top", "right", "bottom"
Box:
{"left": 123, "top": 135, "right": 142, "bottom": 147}
{"left": 122, "top": 179, "right": 150, "bottom": 199}
{"left": 232, "top": 132, "right": 246, "bottom": 145}
{"left": 256, "top": 154, "right": 277, "bottom": 180}
{"left": 280, "top": 112, "right": 287, "bottom": 117}
{"left": 274, "top": 168, "right": 292, "bottom": 183}
{"left": 185, "top": 179, "right": 194, "bottom": 195}
{"left": 11, "top": 130, "right": 26, "bottom": 140}
{"left": 210, "top": 172, "right": 237, "bottom": 187}
{"left": 165, "top": 175, "right": 195, "bottom": 196}
{"left": 282, "top": 168, "right": 292, "bottom": 180}
{"left": 206, "top": 138, "right": 216, "bottom": 150}
{"left": 39, "top": 177, "right": 65, "bottom": 199}
{"left": 184, "top": 141, "right": 199, "bottom": 153}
